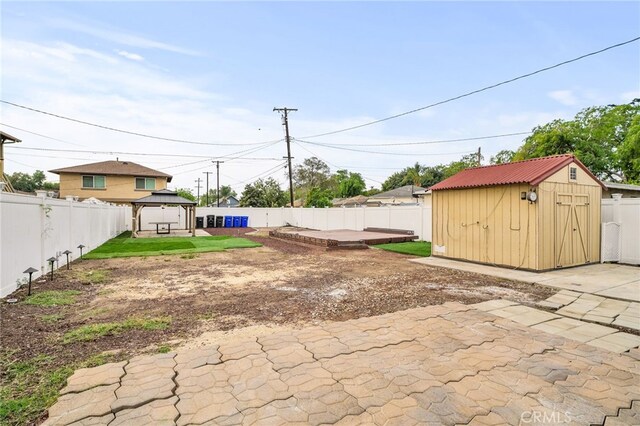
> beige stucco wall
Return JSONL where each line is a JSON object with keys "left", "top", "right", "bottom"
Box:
{"left": 58, "top": 174, "right": 168, "bottom": 204}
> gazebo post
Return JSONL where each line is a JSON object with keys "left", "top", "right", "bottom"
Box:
{"left": 131, "top": 204, "right": 138, "bottom": 238}
{"left": 191, "top": 205, "right": 196, "bottom": 237}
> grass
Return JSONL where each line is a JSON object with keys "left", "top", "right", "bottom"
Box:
{"left": 0, "top": 352, "right": 74, "bottom": 426}
{"left": 23, "top": 290, "right": 82, "bottom": 306}
{"left": 374, "top": 241, "right": 431, "bottom": 257}
{"left": 0, "top": 350, "right": 122, "bottom": 425}
{"left": 63, "top": 316, "right": 172, "bottom": 344}
{"left": 73, "top": 269, "right": 110, "bottom": 285}
{"left": 157, "top": 345, "right": 172, "bottom": 354}
{"left": 84, "top": 231, "right": 261, "bottom": 259}
{"left": 41, "top": 313, "right": 64, "bottom": 323}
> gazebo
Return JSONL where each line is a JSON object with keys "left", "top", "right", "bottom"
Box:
{"left": 1, "top": 130, "right": 22, "bottom": 192}
{"left": 131, "top": 189, "right": 197, "bottom": 238}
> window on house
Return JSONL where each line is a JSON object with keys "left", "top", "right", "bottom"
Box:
{"left": 82, "top": 175, "right": 106, "bottom": 189}
{"left": 135, "top": 177, "right": 156, "bottom": 190}
{"left": 569, "top": 167, "right": 577, "bottom": 181}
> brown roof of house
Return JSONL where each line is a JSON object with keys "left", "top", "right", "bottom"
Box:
{"left": 50, "top": 161, "right": 172, "bottom": 182}
{"left": 429, "top": 154, "right": 605, "bottom": 191}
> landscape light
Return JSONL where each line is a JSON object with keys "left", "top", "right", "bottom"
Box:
{"left": 47, "top": 257, "right": 57, "bottom": 281}
{"left": 23, "top": 267, "right": 38, "bottom": 296}
{"left": 63, "top": 250, "right": 72, "bottom": 270}
{"left": 78, "top": 244, "right": 85, "bottom": 260}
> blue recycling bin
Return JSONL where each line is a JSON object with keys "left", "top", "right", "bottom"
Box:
{"left": 224, "top": 216, "right": 233, "bottom": 228}
{"left": 241, "top": 216, "right": 248, "bottom": 228}
{"left": 233, "top": 216, "right": 241, "bottom": 227}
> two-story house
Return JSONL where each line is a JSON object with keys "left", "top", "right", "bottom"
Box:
{"left": 50, "top": 160, "right": 172, "bottom": 204}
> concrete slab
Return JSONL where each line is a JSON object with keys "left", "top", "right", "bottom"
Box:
{"left": 589, "top": 332, "right": 640, "bottom": 353}
{"left": 412, "top": 257, "right": 640, "bottom": 302}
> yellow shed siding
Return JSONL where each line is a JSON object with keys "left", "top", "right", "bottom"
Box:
{"left": 58, "top": 174, "right": 168, "bottom": 203}
{"left": 537, "top": 163, "right": 601, "bottom": 270}
{"left": 432, "top": 161, "right": 602, "bottom": 271}
{"left": 432, "top": 184, "right": 538, "bottom": 270}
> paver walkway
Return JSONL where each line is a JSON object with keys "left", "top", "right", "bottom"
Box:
{"left": 475, "top": 299, "right": 640, "bottom": 353}
{"left": 412, "top": 258, "right": 640, "bottom": 302}
{"left": 44, "top": 302, "right": 640, "bottom": 426}
{"left": 538, "top": 290, "right": 640, "bottom": 330}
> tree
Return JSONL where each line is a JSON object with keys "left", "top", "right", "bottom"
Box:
{"left": 490, "top": 150, "right": 516, "bottom": 165}
{"left": 514, "top": 99, "right": 640, "bottom": 182}
{"left": 239, "top": 178, "right": 287, "bottom": 207}
{"left": 305, "top": 187, "right": 333, "bottom": 207}
{"left": 292, "top": 157, "right": 332, "bottom": 198}
{"left": 176, "top": 188, "right": 196, "bottom": 201}
{"left": 198, "top": 185, "right": 237, "bottom": 206}
{"left": 381, "top": 162, "right": 445, "bottom": 191}
{"left": 617, "top": 114, "right": 640, "bottom": 183}
{"left": 334, "top": 169, "right": 366, "bottom": 198}
{"left": 442, "top": 153, "right": 482, "bottom": 179}
{"left": 381, "top": 170, "right": 407, "bottom": 191}
{"left": 404, "top": 163, "right": 422, "bottom": 186}
{"left": 7, "top": 170, "right": 58, "bottom": 193}
{"left": 363, "top": 187, "right": 382, "bottom": 196}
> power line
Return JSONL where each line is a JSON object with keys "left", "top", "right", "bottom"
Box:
{"left": 171, "top": 141, "right": 280, "bottom": 175}
{"left": 235, "top": 161, "right": 288, "bottom": 187}
{"left": 273, "top": 107, "right": 297, "bottom": 207}
{"left": 294, "top": 139, "right": 474, "bottom": 157}
{"left": 6, "top": 143, "right": 283, "bottom": 160}
{"left": 0, "top": 103, "right": 280, "bottom": 147}
{"left": 301, "top": 36, "right": 640, "bottom": 139}
{"left": 1, "top": 123, "right": 86, "bottom": 147}
{"left": 292, "top": 140, "right": 385, "bottom": 185}
{"left": 298, "top": 131, "right": 532, "bottom": 147}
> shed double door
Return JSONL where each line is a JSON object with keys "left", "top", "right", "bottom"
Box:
{"left": 555, "top": 193, "right": 590, "bottom": 267}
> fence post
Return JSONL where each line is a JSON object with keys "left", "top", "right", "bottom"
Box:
{"left": 611, "top": 194, "right": 622, "bottom": 223}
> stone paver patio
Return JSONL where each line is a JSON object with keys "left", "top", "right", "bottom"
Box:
{"left": 43, "top": 301, "right": 640, "bottom": 426}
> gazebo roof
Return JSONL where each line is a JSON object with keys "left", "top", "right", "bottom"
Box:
{"left": 131, "top": 189, "right": 196, "bottom": 205}
{"left": 1, "top": 131, "right": 22, "bottom": 144}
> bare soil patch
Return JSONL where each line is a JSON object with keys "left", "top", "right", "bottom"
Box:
{"left": 1, "top": 231, "right": 557, "bottom": 424}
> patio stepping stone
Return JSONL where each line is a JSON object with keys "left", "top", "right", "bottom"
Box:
{"left": 111, "top": 397, "right": 179, "bottom": 426}
{"left": 61, "top": 361, "right": 127, "bottom": 395}
{"left": 111, "top": 353, "right": 176, "bottom": 412}
{"left": 44, "top": 301, "right": 640, "bottom": 426}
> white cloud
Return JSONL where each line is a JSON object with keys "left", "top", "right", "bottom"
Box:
{"left": 116, "top": 50, "right": 144, "bottom": 61}
{"left": 46, "top": 17, "right": 202, "bottom": 57}
{"left": 548, "top": 90, "right": 578, "bottom": 106}
{"left": 620, "top": 90, "right": 640, "bottom": 102}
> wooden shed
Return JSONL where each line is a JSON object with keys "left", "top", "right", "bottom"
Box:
{"left": 430, "top": 154, "right": 605, "bottom": 271}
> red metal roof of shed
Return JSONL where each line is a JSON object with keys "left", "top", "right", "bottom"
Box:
{"left": 429, "top": 154, "right": 605, "bottom": 191}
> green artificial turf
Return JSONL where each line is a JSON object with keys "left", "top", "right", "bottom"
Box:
{"left": 85, "top": 232, "right": 261, "bottom": 259}
{"left": 374, "top": 241, "right": 431, "bottom": 257}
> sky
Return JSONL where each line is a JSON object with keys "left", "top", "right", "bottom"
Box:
{"left": 1, "top": 1, "right": 639, "bottom": 196}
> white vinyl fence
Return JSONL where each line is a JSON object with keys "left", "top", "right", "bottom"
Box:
{"left": 0, "top": 192, "right": 131, "bottom": 297}
{"left": 140, "top": 205, "right": 434, "bottom": 241}
{"left": 601, "top": 196, "right": 640, "bottom": 265}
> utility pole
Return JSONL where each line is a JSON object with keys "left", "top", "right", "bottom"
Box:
{"left": 215, "top": 161, "right": 224, "bottom": 207}
{"left": 203, "top": 171, "right": 213, "bottom": 206}
{"left": 194, "top": 178, "right": 202, "bottom": 206}
{"left": 273, "top": 107, "right": 297, "bottom": 207}
{"left": 477, "top": 147, "right": 482, "bottom": 166}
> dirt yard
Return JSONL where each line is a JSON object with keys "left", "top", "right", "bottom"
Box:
{"left": 1, "top": 229, "right": 557, "bottom": 424}
{"left": 2, "top": 228, "right": 560, "bottom": 362}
